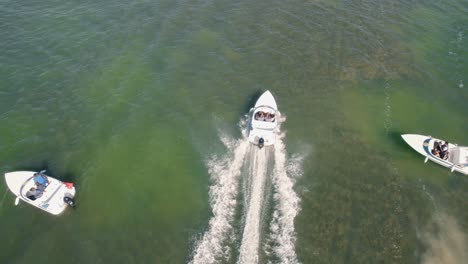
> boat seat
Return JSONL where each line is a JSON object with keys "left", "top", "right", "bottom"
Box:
{"left": 458, "top": 147, "right": 468, "bottom": 165}
{"left": 449, "top": 147, "right": 468, "bottom": 166}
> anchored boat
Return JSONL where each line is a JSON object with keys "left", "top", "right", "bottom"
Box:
{"left": 4, "top": 171, "right": 76, "bottom": 215}
{"left": 401, "top": 134, "right": 468, "bottom": 175}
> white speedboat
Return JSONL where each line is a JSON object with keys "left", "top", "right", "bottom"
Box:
{"left": 248, "top": 90, "right": 279, "bottom": 148}
{"left": 401, "top": 134, "right": 468, "bottom": 175}
{"left": 4, "top": 171, "right": 76, "bottom": 215}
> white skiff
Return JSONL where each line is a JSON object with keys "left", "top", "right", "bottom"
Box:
{"left": 4, "top": 171, "right": 76, "bottom": 215}
{"left": 401, "top": 134, "right": 468, "bottom": 175}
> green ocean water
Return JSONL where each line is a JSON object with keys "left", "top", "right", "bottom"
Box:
{"left": 0, "top": 0, "right": 467, "bottom": 263}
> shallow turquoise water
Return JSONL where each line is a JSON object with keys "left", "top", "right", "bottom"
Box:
{"left": 1, "top": 0, "right": 467, "bottom": 263}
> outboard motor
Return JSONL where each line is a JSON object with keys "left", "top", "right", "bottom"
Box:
{"left": 258, "top": 138, "right": 264, "bottom": 149}
{"left": 64, "top": 196, "right": 75, "bottom": 208}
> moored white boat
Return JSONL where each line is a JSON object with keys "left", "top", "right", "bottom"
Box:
{"left": 248, "top": 90, "right": 279, "bottom": 148}
{"left": 4, "top": 171, "right": 76, "bottom": 215}
{"left": 401, "top": 134, "right": 468, "bottom": 175}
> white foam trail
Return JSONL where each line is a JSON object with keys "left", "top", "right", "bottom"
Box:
{"left": 238, "top": 147, "right": 270, "bottom": 264}
{"left": 191, "top": 136, "right": 249, "bottom": 264}
{"left": 268, "top": 132, "right": 302, "bottom": 264}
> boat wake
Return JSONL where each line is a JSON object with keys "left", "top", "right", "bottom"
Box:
{"left": 190, "top": 133, "right": 249, "bottom": 264}
{"left": 191, "top": 117, "right": 303, "bottom": 264}
{"left": 383, "top": 82, "right": 392, "bottom": 133}
{"left": 266, "top": 132, "right": 302, "bottom": 264}
{"left": 238, "top": 146, "right": 271, "bottom": 264}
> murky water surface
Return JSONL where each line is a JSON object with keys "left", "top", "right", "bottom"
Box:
{"left": 1, "top": 0, "right": 467, "bottom": 263}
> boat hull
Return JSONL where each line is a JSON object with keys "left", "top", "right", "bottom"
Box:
{"left": 4, "top": 171, "right": 76, "bottom": 215}
{"left": 401, "top": 134, "right": 468, "bottom": 175}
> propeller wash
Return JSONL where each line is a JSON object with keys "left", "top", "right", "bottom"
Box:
{"left": 191, "top": 119, "right": 304, "bottom": 264}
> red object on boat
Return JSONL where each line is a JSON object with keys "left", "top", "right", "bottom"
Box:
{"left": 64, "top": 182, "right": 74, "bottom": 189}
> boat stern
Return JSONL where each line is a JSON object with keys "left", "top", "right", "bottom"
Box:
{"left": 248, "top": 129, "right": 275, "bottom": 147}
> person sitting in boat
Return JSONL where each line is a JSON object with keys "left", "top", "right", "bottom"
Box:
{"left": 255, "top": 111, "right": 263, "bottom": 121}
{"left": 26, "top": 187, "right": 42, "bottom": 201}
{"left": 440, "top": 141, "right": 449, "bottom": 160}
{"left": 33, "top": 172, "right": 49, "bottom": 191}
{"left": 259, "top": 112, "right": 266, "bottom": 121}
{"left": 434, "top": 141, "right": 441, "bottom": 152}
{"left": 431, "top": 149, "right": 440, "bottom": 158}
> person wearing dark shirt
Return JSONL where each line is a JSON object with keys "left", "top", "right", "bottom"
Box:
{"left": 440, "top": 141, "right": 449, "bottom": 160}
{"left": 26, "top": 187, "right": 42, "bottom": 201}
